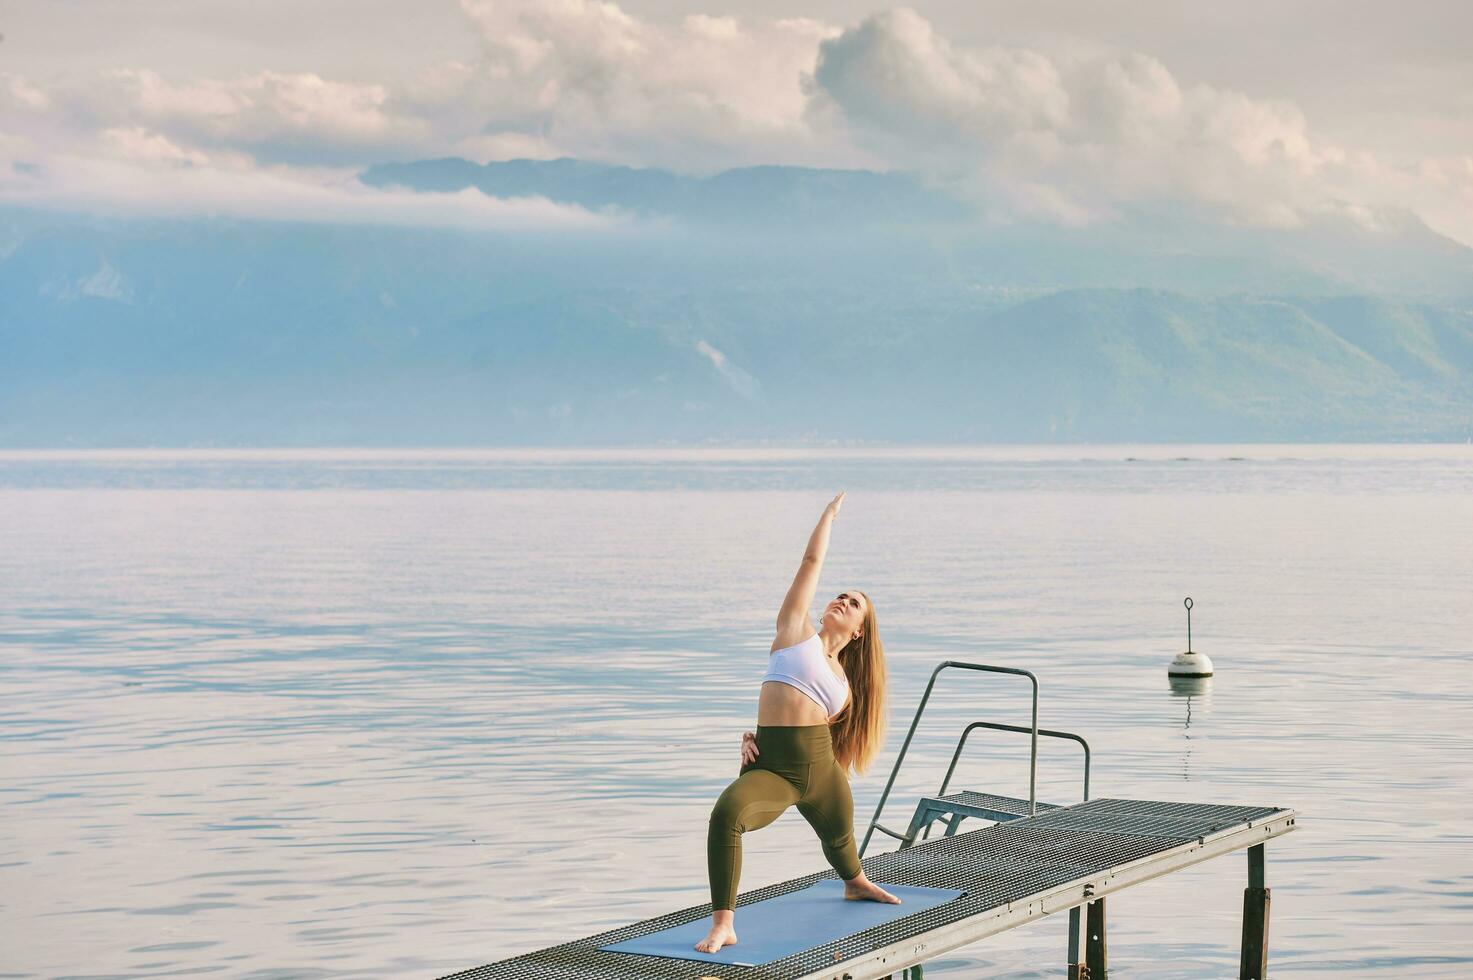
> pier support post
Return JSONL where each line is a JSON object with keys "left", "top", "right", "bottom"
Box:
{"left": 1239, "top": 844, "right": 1270, "bottom": 980}
{"left": 1067, "top": 905, "right": 1087, "bottom": 978}
{"left": 1085, "top": 899, "right": 1108, "bottom": 979}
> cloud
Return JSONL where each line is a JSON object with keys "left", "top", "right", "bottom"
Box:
{"left": 0, "top": 69, "right": 620, "bottom": 231}
{"left": 99, "top": 125, "right": 215, "bottom": 166}
{"left": 807, "top": 8, "right": 1473, "bottom": 242}
{"left": 808, "top": 9, "right": 1071, "bottom": 149}
{"left": 4, "top": 74, "right": 52, "bottom": 112}
{"left": 0, "top": 135, "right": 619, "bottom": 232}
{"left": 1, "top": 5, "right": 1470, "bottom": 245}
{"left": 809, "top": 9, "right": 1325, "bottom": 225}
{"left": 0, "top": 2, "right": 852, "bottom": 226}
{"left": 437, "top": 0, "right": 851, "bottom": 170}
{"left": 58, "top": 68, "right": 432, "bottom": 165}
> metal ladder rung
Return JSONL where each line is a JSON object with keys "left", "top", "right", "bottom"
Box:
{"left": 872, "top": 822, "right": 915, "bottom": 842}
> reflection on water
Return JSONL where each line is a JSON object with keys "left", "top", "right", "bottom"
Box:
{"left": 1, "top": 446, "right": 1471, "bottom": 978}
{"left": 1167, "top": 677, "right": 1213, "bottom": 700}
{"left": 1167, "top": 675, "right": 1212, "bottom": 783}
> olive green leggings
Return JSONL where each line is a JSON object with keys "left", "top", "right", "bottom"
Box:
{"left": 706, "top": 723, "right": 863, "bottom": 911}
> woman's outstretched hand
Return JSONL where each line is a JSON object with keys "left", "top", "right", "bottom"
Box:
{"left": 740, "top": 730, "right": 759, "bottom": 768}
{"left": 824, "top": 491, "right": 846, "bottom": 520}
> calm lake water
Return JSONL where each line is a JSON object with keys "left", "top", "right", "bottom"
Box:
{"left": 2, "top": 445, "right": 1470, "bottom": 979}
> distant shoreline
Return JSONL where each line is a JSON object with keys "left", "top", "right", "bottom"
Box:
{"left": 2, "top": 442, "right": 1469, "bottom": 462}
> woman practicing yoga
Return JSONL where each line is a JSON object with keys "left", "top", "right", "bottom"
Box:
{"left": 696, "top": 491, "right": 900, "bottom": 955}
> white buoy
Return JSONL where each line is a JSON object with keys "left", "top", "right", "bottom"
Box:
{"left": 1167, "top": 597, "right": 1214, "bottom": 677}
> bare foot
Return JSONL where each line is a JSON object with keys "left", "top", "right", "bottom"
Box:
{"left": 844, "top": 874, "right": 902, "bottom": 904}
{"left": 694, "top": 911, "right": 738, "bottom": 953}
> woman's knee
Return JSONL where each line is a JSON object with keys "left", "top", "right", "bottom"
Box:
{"left": 710, "top": 778, "right": 763, "bottom": 830}
{"left": 709, "top": 792, "right": 743, "bottom": 830}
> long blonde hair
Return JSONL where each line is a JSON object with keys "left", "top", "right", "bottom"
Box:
{"left": 828, "top": 590, "right": 887, "bottom": 778}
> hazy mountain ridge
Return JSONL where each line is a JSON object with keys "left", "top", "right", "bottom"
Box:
{"left": 2, "top": 203, "right": 1470, "bottom": 444}
{"left": 360, "top": 157, "right": 961, "bottom": 226}
{"left": 939, "top": 289, "right": 1473, "bottom": 440}
{"left": 363, "top": 157, "right": 1473, "bottom": 303}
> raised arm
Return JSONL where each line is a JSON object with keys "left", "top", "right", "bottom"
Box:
{"left": 774, "top": 492, "right": 845, "bottom": 646}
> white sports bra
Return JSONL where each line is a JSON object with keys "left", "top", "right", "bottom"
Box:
{"left": 761, "top": 632, "right": 849, "bottom": 719}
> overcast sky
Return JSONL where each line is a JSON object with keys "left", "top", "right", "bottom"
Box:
{"left": 2, "top": 0, "right": 1470, "bottom": 242}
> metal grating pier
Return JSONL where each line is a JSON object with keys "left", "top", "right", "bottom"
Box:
{"left": 438, "top": 797, "right": 1296, "bottom": 980}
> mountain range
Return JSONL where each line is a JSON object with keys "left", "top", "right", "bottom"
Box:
{"left": 2, "top": 158, "right": 1471, "bottom": 445}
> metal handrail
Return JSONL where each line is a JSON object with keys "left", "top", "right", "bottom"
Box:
{"left": 918, "top": 721, "right": 1092, "bottom": 842}
{"left": 939, "top": 721, "right": 1091, "bottom": 800}
{"left": 859, "top": 660, "right": 1038, "bottom": 858}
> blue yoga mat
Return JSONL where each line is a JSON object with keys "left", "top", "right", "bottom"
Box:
{"left": 598, "top": 880, "right": 966, "bottom": 967}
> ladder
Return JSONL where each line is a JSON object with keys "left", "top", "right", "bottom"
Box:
{"left": 859, "top": 661, "right": 1093, "bottom": 979}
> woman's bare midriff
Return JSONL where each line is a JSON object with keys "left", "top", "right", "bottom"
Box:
{"left": 757, "top": 680, "right": 835, "bottom": 726}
